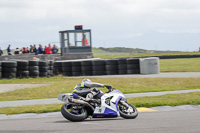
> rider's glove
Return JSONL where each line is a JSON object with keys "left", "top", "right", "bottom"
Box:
{"left": 104, "top": 85, "right": 112, "bottom": 90}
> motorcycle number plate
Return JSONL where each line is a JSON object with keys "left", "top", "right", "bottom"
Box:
{"left": 94, "top": 107, "right": 105, "bottom": 114}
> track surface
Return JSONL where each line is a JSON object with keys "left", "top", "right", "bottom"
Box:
{"left": 0, "top": 109, "right": 200, "bottom": 133}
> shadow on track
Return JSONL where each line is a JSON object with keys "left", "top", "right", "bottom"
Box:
{"left": 54, "top": 117, "right": 125, "bottom": 123}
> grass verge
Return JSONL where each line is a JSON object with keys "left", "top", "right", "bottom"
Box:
{"left": 93, "top": 49, "right": 200, "bottom": 59}
{"left": 160, "top": 58, "right": 200, "bottom": 72}
{"left": 0, "top": 77, "right": 200, "bottom": 101}
{"left": 128, "top": 92, "right": 200, "bottom": 107}
{"left": 0, "top": 104, "right": 63, "bottom": 115}
{"left": 1, "top": 92, "right": 200, "bottom": 115}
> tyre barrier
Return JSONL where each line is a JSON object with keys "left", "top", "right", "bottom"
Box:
{"left": 0, "top": 60, "right": 55, "bottom": 79}
{"left": 126, "top": 58, "right": 140, "bottom": 74}
{"left": 105, "top": 60, "right": 118, "bottom": 75}
{"left": 157, "top": 54, "right": 200, "bottom": 59}
{"left": 118, "top": 59, "right": 127, "bottom": 75}
{"left": 2, "top": 61, "right": 17, "bottom": 79}
{"left": 62, "top": 61, "right": 72, "bottom": 76}
{"left": 53, "top": 61, "right": 62, "bottom": 75}
{"left": 48, "top": 61, "right": 54, "bottom": 77}
{"left": 92, "top": 60, "right": 105, "bottom": 76}
{"left": 0, "top": 57, "right": 159, "bottom": 79}
{"left": 39, "top": 61, "right": 48, "bottom": 77}
{"left": 17, "top": 60, "right": 29, "bottom": 78}
{"left": 71, "top": 61, "right": 82, "bottom": 76}
{"left": 29, "top": 61, "right": 39, "bottom": 78}
{"left": 81, "top": 61, "right": 93, "bottom": 76}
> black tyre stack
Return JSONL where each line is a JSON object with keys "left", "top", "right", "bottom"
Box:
{"left": 39, "top": 61, "right": 48, "bottom": 77}
{"left": 29, "top": 61, "right": 39, "bottom": 78}
{"left": 118, "top": 59, "right": 127, "bottom": 75}
{"left": 0, "top": 62, "right": 2, "bottom": 78}
{"left": 126, "top": 58, "right": 140, "bottom": 74}
{"left": 48, "top": 61, "right": 54, "bottom": 77}
{"left": 92, "top": 60, "right": 105, "bottom": 76}
{"left": 81, "top": 61, "right": 93, "bottom": 76}
{"left": 62, "top": 61, "right": 72, "bottom": 76}
{"left": 71, "top": 62, "right": 82, "bottom": 76}
{"left": 105, "top": 60, "right": 118, "bottom": 75}
{"left": 2, "top": 61, "right": 17, "bottom": 79}
{"left": 17, "top": 60, "right": 29, "bottom": 78}
{"left": 53, "top": 61, "right": 62, "bottom": 75}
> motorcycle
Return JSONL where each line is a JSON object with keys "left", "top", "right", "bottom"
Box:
{"left": 58, "top": 87, "right": 138, "bottom": 122}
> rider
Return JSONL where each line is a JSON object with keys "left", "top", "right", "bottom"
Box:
{"left": 72, "top": 79, "right": 112, "bottom": 102}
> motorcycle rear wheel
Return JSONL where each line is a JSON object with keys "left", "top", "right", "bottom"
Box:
{"left": 61, "top": 104, "right": 88, "bottom": 122}
{"left": 118, "top": 103, "right": 138, "bottom": 119}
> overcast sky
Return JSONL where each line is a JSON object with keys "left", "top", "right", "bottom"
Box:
{"left": 0, "top": 0, "right": 200, "bottom": 51}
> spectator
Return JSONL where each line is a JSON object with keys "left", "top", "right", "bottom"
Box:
{"left": 0, "top": 47, "right": 3, "bottom": 56}
{"left": 45, "top": 44, "right": 52, "bottom": 54}
{"left": 22, "top": 47, "right": 28, "bottom": 54}
{"left": 19, "top": 49, "right": 23, "bottom": 54}
{"left": 33, "top": 45, "right": 38, "bottom": 55}
{"left": 27, "top": 47, "right": 30, "bottom": 53}
{"left": 7, "top": 44, "right": 12, "bottom": 55}
{"left": 52, "top": 45, "right": 58, "bottom": 54}
{"left": 30, "top": 45, "right": 34, "bottom": 53}
{"left": 82, "top": 34, "right": 89, "bottom": 46}
{"left": 43, "top": 46, "right": 47, "bottom": 54}
{"left": 38, "top": 44, "right": 43, "bottom": 54}
{"left": 14, "top": 48, "right": 20, "bottom": 54}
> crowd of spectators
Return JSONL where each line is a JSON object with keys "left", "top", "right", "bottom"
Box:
{"left": 5, "top": 44, "right": 58, "bottom": 56}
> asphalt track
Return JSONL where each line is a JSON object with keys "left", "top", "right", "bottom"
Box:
{"left": 0, "top": 109, "right": 200, "bottom": 133}
{"left": 0, "top": 72, "right": 200, "bottom": 132}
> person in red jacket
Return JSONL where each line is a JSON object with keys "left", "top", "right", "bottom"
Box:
{"left": 22, "top": 47, "right": 28, "bottom": 54}
{"left": 45, "top": 46, "right": 48, "bottom": 54}
{"left": 45, "top": 44, "right": 53, "bottom": 54}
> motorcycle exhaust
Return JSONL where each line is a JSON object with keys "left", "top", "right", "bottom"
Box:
{"left": 68, "top": 97, "right": 95, "bottom": 111}
{"left": 68, "top": 97, "right": 88, "bottom": 105}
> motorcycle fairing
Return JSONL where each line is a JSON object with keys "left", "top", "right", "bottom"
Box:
{"left": 92, "top": 92, "right": 123, "bottom": 118}
{"left": 92, "top": 107, "right": 118, "bottom": 118}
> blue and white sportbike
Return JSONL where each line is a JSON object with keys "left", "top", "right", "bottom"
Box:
{"left": 58, "top": 87, "right": 138, "bottom": 122}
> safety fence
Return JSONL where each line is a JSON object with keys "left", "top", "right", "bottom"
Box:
{"left": 0, "top": 57, "right": 159, "bottom": 79}
{"left": 54, "top": 58, "right": 141, "bottom": 76}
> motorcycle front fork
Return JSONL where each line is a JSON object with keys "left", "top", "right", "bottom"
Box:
{"left": 119, "top": 100, "right": 129, "bottom": 107}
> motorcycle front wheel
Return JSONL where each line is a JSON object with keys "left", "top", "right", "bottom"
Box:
{"left": 118, "top": 102, "right": 138, "bottom": 119}
{"left": 61, "top": 104, "right": 88, "bottom": 122}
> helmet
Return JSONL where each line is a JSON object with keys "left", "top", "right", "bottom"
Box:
{"left": 82, "top": 79, "right": 91, "bottom": 83}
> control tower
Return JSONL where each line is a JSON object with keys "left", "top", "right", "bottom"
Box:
{"left": 59, "top": 25, "right": 92, "bottom": 57}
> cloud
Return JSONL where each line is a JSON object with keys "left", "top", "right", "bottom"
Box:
{"left": 0, "top": 0, "right": 200, "bottom": 50}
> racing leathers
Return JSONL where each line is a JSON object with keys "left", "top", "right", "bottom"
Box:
{"left": 72, "top": 81, "right": 112, "bottom": 101}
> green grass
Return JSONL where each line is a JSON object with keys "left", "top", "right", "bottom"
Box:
{"left": 128, "top": 92, "right": 200, "bottom": 107}
{"left": 93, "top": 48, "right": 200, "bottom": 59}
{"left": 0, "top": 104, "right": 63, "bottom": 115}
{"left": 0, "top": 77, "right": 200, "bottom": 101}
{"left": 1, "top": 92, "right": 200, "bottom": 115}
{"left": 160, "top": 58, "right": 200, "bottom": 72}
